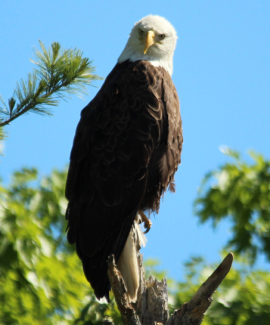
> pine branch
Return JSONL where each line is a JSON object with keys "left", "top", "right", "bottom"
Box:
{"left": 0, "top": 40, "right": 102, "bottom": 128}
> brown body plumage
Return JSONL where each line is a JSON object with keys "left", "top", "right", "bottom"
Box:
{"left": 65, "top": 15, "right": 183, "bottom": 301}
{"left": 65, "top": 60, "right": 182, "bottom": 300}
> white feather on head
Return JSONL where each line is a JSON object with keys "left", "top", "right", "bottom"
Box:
{"left": 118, "top": 15, "right": 177, "bottom": 75}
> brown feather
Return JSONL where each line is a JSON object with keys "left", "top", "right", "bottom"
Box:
{"left": 65, "top": 60, "right": 183, "bottom": 300}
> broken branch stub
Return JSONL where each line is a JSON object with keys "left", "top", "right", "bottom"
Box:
{"left": 167, "top": 253, "right": 233, "bottom": 325}
{"left": 107, "top": 253, "right": 233, "bottom": 325}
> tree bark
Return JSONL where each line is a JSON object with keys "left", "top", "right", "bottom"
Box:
{"left": 107, "top": 253, "right": 233, "bottom": 325}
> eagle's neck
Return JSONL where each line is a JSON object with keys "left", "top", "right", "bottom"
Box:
{"left": 118, "top": 45, "right": 173, "bottom": 76}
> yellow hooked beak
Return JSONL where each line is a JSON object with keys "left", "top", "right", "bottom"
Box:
{"left": 144, "top": 30, "right": 156, "bottom": 54}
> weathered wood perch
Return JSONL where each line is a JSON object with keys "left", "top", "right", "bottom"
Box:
{"left": 107, "top": 253, "right": 233, "bottom": 325}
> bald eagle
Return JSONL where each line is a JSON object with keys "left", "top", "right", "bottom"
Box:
{"left": 65, "top": 15, "right": 183, "bottom": 302}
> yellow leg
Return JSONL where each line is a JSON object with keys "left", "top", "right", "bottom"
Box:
{"left": 139, "top": 210, "right": 152, "bottom": 234}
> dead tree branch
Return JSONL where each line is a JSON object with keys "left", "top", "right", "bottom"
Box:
{"left": 107, "top": 253, "right": 233, "bottom": 325}
{"left": 166, "top": 253, "right": 233, "bottom": 325}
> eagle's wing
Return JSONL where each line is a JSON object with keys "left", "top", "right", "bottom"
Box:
{"left": 139, "top": 65, "right": 183, "bottom": 212}
{"left": 160, "top": 68, "right": 183, "bottom": 192}
{"left": 65, "top": 60, "right": 180, "bottom": 299}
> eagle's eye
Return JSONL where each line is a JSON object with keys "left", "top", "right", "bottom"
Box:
{"left": 159, "top": 34, "right": 166, "bottom": 40}
{"left": 138, "top": 29, "right": 144, "bottom": 36}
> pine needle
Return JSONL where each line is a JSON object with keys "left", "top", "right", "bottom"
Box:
{"left": 0, "top": 40, "right": 102, "bottom": 128}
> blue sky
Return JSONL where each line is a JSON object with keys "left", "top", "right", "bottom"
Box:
{"left": 1, "top": 0, "right": 270, "bottom": 281}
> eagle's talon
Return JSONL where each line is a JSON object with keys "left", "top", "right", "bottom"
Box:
{"left": 139, "top": 210, "right": 152, "bottom": 234}
{"left": 144, "top": 227, "right": 150, "bottom": 234}
{"left": 143, "top": 219, "right": 152, "bottom": 234}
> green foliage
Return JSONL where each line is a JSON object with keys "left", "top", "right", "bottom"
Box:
{"left": 175, "top": 255, "right": 270, "bottom": 325}
{"left": 0, "top": 41, "right": 102, "bottom": 154}
{"left": 1, "top": 163, "right": 270, "bottom": 323}
{"left": 72, "top": 295, "right": 122, "bottom": 325}
{"left": 195, "top": 148, "right": 270, "bottom": 265}
{"left": 0, "top": 167, "right": 119, "bottom": 325}
{"left": 0, "top": 41, "right": 102, "bottom": 124}
{"left": 30, "top": 41, "right": 101, "bottom": 101}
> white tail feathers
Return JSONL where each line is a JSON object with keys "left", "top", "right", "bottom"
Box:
{"left": 117, "top": 230, "right": 139, "bottom": 302}
{"left": 116, "top": 213, "right": 147, "bottom": 303}
{"left": 134, "top": 220, "right": 147, "bottom": 249}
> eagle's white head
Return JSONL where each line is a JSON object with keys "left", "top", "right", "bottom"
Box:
{"left": 118, "top": 15, "right": 177, "bottom": 76}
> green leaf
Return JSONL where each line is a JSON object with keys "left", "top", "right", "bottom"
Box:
{"left": 194, "top": 149, "right": 270, "bottom": 265}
